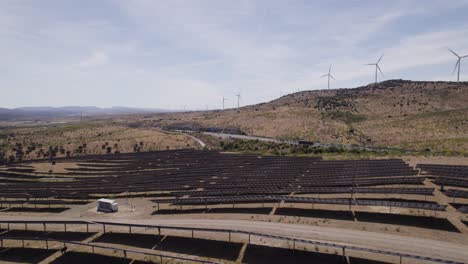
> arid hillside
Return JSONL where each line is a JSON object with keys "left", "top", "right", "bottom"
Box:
{"left": 0, "top": 122, "right": 198, "bottom": 162}
{"left": 130, "top": 80, "right": 468, "bottom": 153}
{"left": 2, "top": 80, "right": 467, "bottom": 162}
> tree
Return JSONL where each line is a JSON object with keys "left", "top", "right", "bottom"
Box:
{"left": 133, "top": 144, "right": 140, "bottom": 152}
{"left": 50, "top": 148, "right": 57, "bottom": 158}
{"left": 15, "top": 148, "right": 24, "bottom": 160}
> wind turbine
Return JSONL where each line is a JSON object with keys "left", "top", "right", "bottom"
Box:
{"left": 320, "top": 64, "right": 335, "bottom": 89}
{"left": 222, "top": 96, "right": 228, "bottom": 110}
{"left": 235, "top": 94, "right": 241, "bottom": 111}
{"left": 448, "top": 48, "right": 468, "bottom": 82}
{"left": 366, "top": 54, "right": 384, "bottom": 83}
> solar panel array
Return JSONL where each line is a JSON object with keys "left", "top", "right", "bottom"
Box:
{"left": 0, "top": 150, "right": 428, "bottom": 204}
{"left": 434, "top": 178, "right": 468, "bottom": 188}
{"left": 0, "top": 237, "right": 221, "bottom": 264}
{"left": 444, "top": 189, "right": 468, "bottom": 199}
{"left": 417, "top": 164, "right": 468, "bottom": 179}
{"left": 417, "top": 164, "right": 468, "bottom": 188}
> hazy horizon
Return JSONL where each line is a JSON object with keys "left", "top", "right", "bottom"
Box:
{"left": 3, "top": 78, "right": 467, "bottom": 111}
{"left": 2, "top": 0, "right": 468, "bottom": 109}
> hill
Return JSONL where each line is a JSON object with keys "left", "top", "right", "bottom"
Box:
{"left": 132, "top": 80, "right": 468, "bottom": 154}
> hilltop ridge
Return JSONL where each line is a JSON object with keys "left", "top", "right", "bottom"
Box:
{"left": 133, "top": 80, "right": 468, "bottom": 153}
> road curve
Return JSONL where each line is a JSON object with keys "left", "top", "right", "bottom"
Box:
{"left": 2, "top": 216, "right": 467, "bottom": 263}
{"left": 203, "top": 132, "right": 287, "bottom": 144}
{"left": 184, "top": 134, "right": 206, "bottom": 148}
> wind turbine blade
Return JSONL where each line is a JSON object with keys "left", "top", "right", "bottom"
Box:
{"left": 377, "top": 54, "right": 384, "bottom": 63}
{"left": 462, "top": 54, "right": 468, "bottom": 58}
{"left": 329, "top": 64, "right": 332, "bottom": 74}
{"left": 365, "top": 63, "right": 375, "bottom": 66}
{"left": 321, "top": 74, "right": 328, "bottom": 78}
{"left": 329, "top": 75, "right": 336, "bottom": 80}
{"left": 448, "top": 48, "right": 460, "bottom": 58}
{"left": 377, "top": 65, "right": 384, "bottom": 77}
{"left": 452, "top": 59, "right": 460, "bottom": 74}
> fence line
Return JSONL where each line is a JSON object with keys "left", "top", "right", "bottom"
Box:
{"left": 0, "top": 236, "right": 221, "bottom": 264}
{"left": 0, "top": 220, "right": 463, "bottom": 264}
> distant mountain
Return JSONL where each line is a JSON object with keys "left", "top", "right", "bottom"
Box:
{"left": 16, "top": 106, "right": 100, "bottom": 112}
{"left": 0, "top": 106, "right": 169, "bottom": 121}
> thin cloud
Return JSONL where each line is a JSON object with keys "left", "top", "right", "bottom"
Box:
{"left": 1, "top": 1, "right": 468, "bottom": 108}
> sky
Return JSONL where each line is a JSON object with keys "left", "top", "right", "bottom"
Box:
{"left": 1, "top": 0, "right": 468, "bottom": 110}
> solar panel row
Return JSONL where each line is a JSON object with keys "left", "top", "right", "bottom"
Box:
{"left": 172, "top": 187, "right": 434, "bottom": 197}
{"left": 417, "top": 164, "right": 468, "bottom": 179}
{"left": 444, "top": 189, "right": 468, "bottom": 199}
{"left": 152, "top": 195, "right": 446, "bottom": 211}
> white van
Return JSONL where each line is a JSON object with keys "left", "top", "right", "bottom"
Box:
{"left": 97, "top": 198, "right": 118, "bottom": 212}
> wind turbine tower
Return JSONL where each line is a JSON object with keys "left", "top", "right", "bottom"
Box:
{"left": 320, "top": 64, "right": 336, "bottom": 89}
{"left": 448, "top": 48, "right": 468, "bottom": 82}
{"left": 366, "top": 54, "right": 384, "bottom": 84}
{"left": 236, "top": 94, "right": 241, "bottom": 112}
